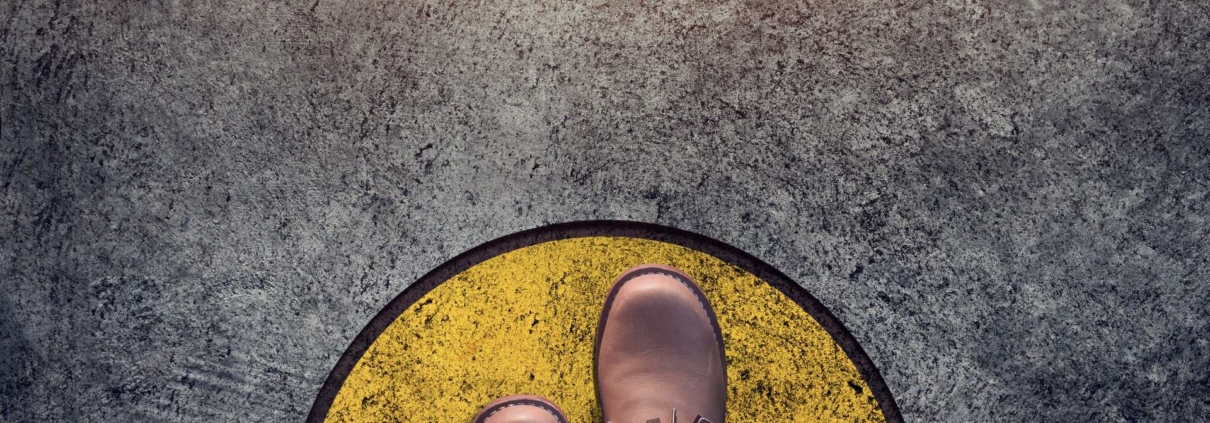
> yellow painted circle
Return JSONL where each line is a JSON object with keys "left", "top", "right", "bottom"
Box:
{"left": 318, "top": 236, "right": 889, "bottom": 422}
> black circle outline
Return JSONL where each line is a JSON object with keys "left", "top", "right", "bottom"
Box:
{"left": 306, "top": 220, "right": 902, "bottom": 423}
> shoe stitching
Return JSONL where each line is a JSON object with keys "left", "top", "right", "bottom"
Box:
{"left": 481, "top": 401, "right": 566, "bottom": 423}
{"left": 626, "top": 269, "right": 718, "bottom": 338}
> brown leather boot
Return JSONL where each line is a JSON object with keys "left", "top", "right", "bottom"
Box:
{"left": 595, "top": 264, "right": 727, "bottom": 423}
{"left": 472, "top": 395, "right": 568, "bottom": 423}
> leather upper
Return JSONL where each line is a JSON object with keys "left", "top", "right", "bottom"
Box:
{"left": 475, "top": 395, "right": 566, "bottom": 423}
{"left": 481, "top": 405, "right": 562, "bottom": 423}
{"left": 596, "top": 268, "right": 727, "bottom": 423}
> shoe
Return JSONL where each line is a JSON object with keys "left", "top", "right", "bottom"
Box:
{"left": 472, "top": 395, "right": 568, "bottom": 423}
{"left": 594, "top": 264, "right": 727, "bottom": 423}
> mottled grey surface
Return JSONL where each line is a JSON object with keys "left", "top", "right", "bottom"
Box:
{"left": 2, "top": 0, "right": 1208, "bottom": 421}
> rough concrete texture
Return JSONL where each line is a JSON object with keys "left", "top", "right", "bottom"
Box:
{"left": 1, "top": 0, "right": 1207, "bottom": 421}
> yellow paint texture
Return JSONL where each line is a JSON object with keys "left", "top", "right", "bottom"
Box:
{"left": 324, "top": 237, "right": 885, "bottom": 422}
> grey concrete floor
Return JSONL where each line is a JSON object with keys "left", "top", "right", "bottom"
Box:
{"left": 2, "top": 0, "right": 1209, "bottom": 421}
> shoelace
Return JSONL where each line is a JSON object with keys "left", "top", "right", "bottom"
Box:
{"left": 608, "top": 409, "right": 713, "bottom": 423}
